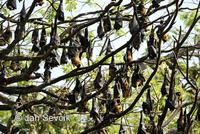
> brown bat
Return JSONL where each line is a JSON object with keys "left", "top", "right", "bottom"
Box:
{"left": 114, "top": 7, "right": 123, "bottom": 31}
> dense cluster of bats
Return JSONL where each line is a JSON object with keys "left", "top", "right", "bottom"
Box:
{"left": 0, "top": 0, "right": 199, "bottom": 134}
{"left": 0, "top": 0, "right": 168, "bottom": 84}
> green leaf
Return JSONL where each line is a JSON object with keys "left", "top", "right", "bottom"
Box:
{"left": 116, "top": 29, "right": 126, "bottom": 37}
{"left": 65, "top": 0, "right": 77, "bottom": 12}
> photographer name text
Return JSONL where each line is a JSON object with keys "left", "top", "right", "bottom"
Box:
{"left": 15, "top": 114, "right": 69, "bottom": 122}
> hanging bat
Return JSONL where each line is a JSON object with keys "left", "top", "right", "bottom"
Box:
{"left": 44, "top": 67, "right": 51, "bottom": 83}
{"left": 0, "top": 65, "right": 6, "bottom": 85}
{"left": 105, "top": 39, "right": 112, "bottom": 55}
{"left": 66, "top": 93, "right": 76, "bottom": 104}
{"left": 147, "top": 29, "right": 157, "bottom": 59}
{"left": 60, "top": 48, "right": 68, "bottom": 64}
{"left": 14, "top": 23, "right": 25, "bottom": 40}
{"left": 148, "top": 43, "right": 157, "bottom": 59}
{"left": 109, "top": 56, "right": 117, "bottom": 78}
{"left": 156, "top": 22, "right": 169, "bottom": 42}
{"left": 129, "top": 8, "right": 143, "bottom": 50}
{"left": 90, "top": 98, "right": 100, "bottom": 122}
{"left": 80, "top": 84, "right": 86, "bottom": 101}
{"left": 105, "top": 92, "right": 113, "bottom": 113}
{"left": 166, "top": 98, "right": 175, "bottom": 111}
{"left": 57, "top": 0, "right": 64, "bottom": 21}
{"left": 132, "top": 33, "right": 142, "bottom": 50}
{"left": 20, "top": 1, "right": 26, "bottom": 21}
{"left": 161, "top": 73, "right": 168, "bottom": 96}
{"left": 49, "top": 12, "right": 59, "bottom": 49}
{"left": 137, "top": 3, "right": 146, "bottom": 16}
{"left": 142, "top": 89, "right": 152, "bottom": 115}
{"left": 86, "top": 45, "right": 93, "bottom": 60}
{"left": 32, "top": 28, "right": 39, "bottom": 44}
{"left": 77, "top": 85, "right": 88, "bottom": 112}
{"left": 31, "top": 28, "right": 40, "bottom": 52}
{"left": 129, "top": 13, "right": 139, "bottom": 36}
{"left": 161, "top": 33, "right": 168, "bottom": 42}
{"left": 50, "top": 56, "right": 60, "bottom": 67}
{"left": 120, "top": 76, "right": 131, "bottom": 98}
{"left": 0, "top": 25, "right": 12, "bottom": 45}
{"left": 6, "top": 0, "right": 17, "bottom": 10}
{"left": 114, "top": 7, "right": 123, "bottom": 31}
{"left": 97, "top": 19, "right": 105, "bottom": 39}
{"left": 114, "top": 79, "right": 120, "bottom": 99}
{"left": 84, "top": 27, "right": 92, "bottom": 57}
{"left": 127, "top": 46, "right": 133, "bottom": 64}
{"left": 68, "top": 38, "right": 82, "bottom": 68}
{"left": 78, "top": 28, "right": 90, "bottom": 53}
{"left": 177, "top": 107, "right": 184, "bottom": 132}
{"left": 142, "top": 102, "right": 150, "bottom": 115}
{"left": 39, "top": 26, "right": 47, "bottom": 47}
{"left": 50, "top": 25, "right": 60, "bottom": 47}
{"left": 84, "top": 28, "right": 92, "bottom": 58}
{"left": 147, "top": 89, "right": 153, "bottom": 112}
{"left": 113, "top": 98, "right": 122, "bottom": 113}
{"left": 147, "top": 116, "right": 156, "bottom": 133}
{"left": 138, "top": 16, "right": 148, "bottom": 31}
{"left": 131, "top": 65, "right": 145, "bottom": 88}
{"left": 101, "top": 89, "right": 110, "bottom": 106}
{"left": 21, "top": 62, "right": 28, "bottom": 74}
{"left": 67, "top": 40, "right": 77, "bottom": 59}
{"left": 44, "top": 57, "right": 52, "bottom": 69}
{"left": 73, "top": 78, "right": 82, "bottom": 99}
{"left": 103, "top": 12, "right": 112, "bottom": 33}
{"left": 94, "top": 67, "right": 103, "bottom": 89}
{"left": 48, "top": 50, "right": 60, "bottom": 67}
{"left": 71, "top": 51, "right": 81, "bottom": 68}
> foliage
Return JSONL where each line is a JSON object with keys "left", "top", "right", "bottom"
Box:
{"left": 0, "top": 0, "right": 199, "bottom": 134}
